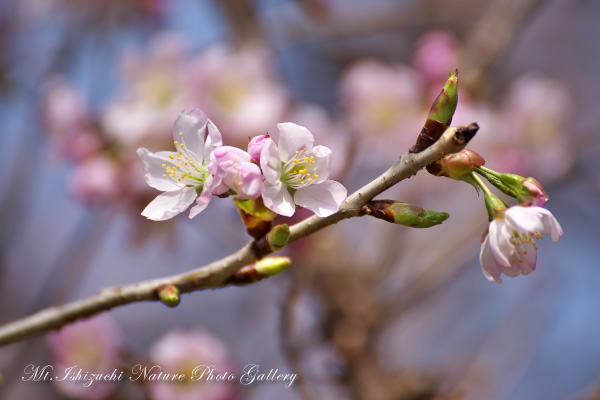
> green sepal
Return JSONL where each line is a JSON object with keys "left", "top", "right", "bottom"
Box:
{"left": 234, "top": 198, "right": 277, "bottom": 221}
{"left": 476, "top": 168, "right": 518, "bottom": 198}
{"left": 234, "top": 197, "right": 277, "bottom": 239}
{"left": 483, "top": 192, "right": 508, "bottom": 221}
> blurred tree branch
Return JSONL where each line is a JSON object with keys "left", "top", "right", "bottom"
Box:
{"left": 0, "top": 124, "right": 477, "bottom": 346}
{"left": 461, "top": 0, "right": 550, "bottom": 95}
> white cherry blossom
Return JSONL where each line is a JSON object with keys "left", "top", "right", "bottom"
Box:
{"left": 137, "top": 109, "right": 222, "bottom": 220}
{"left": 480, "top": 205, "right": 563, "bottom": 284}
{"left": 260, "top": 123, "right": 347, "bottom": 217}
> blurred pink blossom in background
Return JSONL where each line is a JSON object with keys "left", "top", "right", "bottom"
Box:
{"left": 188, "top": 44, "right": 289, "bottom": 146}
{"left": 47, "top": 316, "right": 124, "bottom": 400}
{"left": 147, "top": 329, "right": 237, "bottom": 400}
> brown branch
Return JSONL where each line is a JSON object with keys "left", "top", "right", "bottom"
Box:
{"left": 0, "top": 124, "right": 477, "bottom": 346}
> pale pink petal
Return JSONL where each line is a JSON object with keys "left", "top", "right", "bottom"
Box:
{"left": 173, "top": 109, "right": 209, "bottom": 161}
{"left": 479, "top": 235, "right": 504, "bottom": 284}
{"left": 142, "top": 187, "right": 197, "bottom": 221}
{"left": 294, "top": 180, "right": 347, "bottom": 217}
{"left": 502, "top": 239, "right": 537, "bottom": 277}
{"left": 189, "top": 184, "right": 213, "bottom": 218}
{"left": 310, "top": 145, "right": 333, "bottom": 184}
{"left": 262, "top": 181, "right": 295, "bottom": 216}
{"left": 240, "top": 162, "right": 262, "bottom": 198}
{"left": 488, "top": 220, "right": 511, "bottom": 267}
{"left": 277, "top": 122, "right": 314, "bottom": 161}
{"left": 505, "top": 206, "right": 546, "bottom": 234}
{"left": 212, "top": 146, "right": 251, "bottom": 166}
{"left": 519, "top": 240, "right": 538, "bottom": 270}
{"left": 204, "top": 119, "right": 224, "bottom": 160}
{"left": 260, "top": 139, "right": 283, "bottom": 184}
{"left": 538, "top": 209, "right": 564, "bottom": 242}
{"left": 136, "top": 148, "right": 181, "bottom": 191}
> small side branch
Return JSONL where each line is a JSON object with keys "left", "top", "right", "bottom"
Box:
{"left": 0, "top": 124, "right": 477, "bottom": 346}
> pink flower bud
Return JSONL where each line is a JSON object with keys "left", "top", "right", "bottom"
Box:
{"left": 519, "top": 177, "right": 549, "bottom": 207}
{"left": 495, "top": 173, "right": 549, "bottom": 207}
{"left": 209, "top": 146, "right": 262, "bottom": 199}
{"left": 434, "top": 149, "right": 485, "bottom": 180}
{"left": 247, "top": 134, "right": 269, "bottom": 162}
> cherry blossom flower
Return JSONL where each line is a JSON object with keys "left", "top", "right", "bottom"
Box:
{"left": 136, "top": 109, "right": 222, "bottom": 221}
{"left": 68, "top": 155, "right": 121, "bottom": 206}
{"left": 500, "top": 74, "right": 574, "bottom": 182}
{"left": 42, "top": 78, "right": 102, "bottom": 162}
{"left": 338, "top": 60, "right": 424, "bottom": 163}
{"left": 147, "top": 329, "right": 236, "bottom": 400}
{"left": 101, "top": 32, "right": 192, "bottom": 150}
{"left": 188, "top": 44, "right": 288, "bottom": 145}
{"left": 208, "top": 146, "right": 262, "bottom": 199}
{"left": 47, "top": 315, "right": 124, "bottom": 400}
{"left": 413, "top": 30, "right": 459, "bottom": 88}
{"left": 480, "top": 205, "right": 563, "bottom": 284}
{"left": 260, "top": 122, "right": 347, "bottom": 217}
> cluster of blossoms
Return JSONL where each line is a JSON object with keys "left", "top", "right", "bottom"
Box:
{"left": 437, "top": 148, "right": 563, "bottom": 284}
{"left": 137, "top": 108, "right": 347, "bottom": 221}
{"left": 42, "top": 33, "right": 291, "bottom": 211}
{"left": 339, "top": 30, "right": 574, "bottom": 181}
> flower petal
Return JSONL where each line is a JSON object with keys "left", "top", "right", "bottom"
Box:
{"left": 488, "top": 220, "right": 512, "bottom": 267}
{"left": 141, "top": 187, "right": 197, "bottom": 221}
{"left": 310, "top": 145, "right": 333, "bottom": 184}
{"left": 189, "top": 185, "right": 212, "bottom": 218}
{"left": 505, "top": 206, "right": 545, "bottom": 234}
{"left": 262, "top": 181, "right": 295, "bottom": 217}
{"left": 204, "top": 119, "right": 224, "bottom": 161}
{"left": 479, "top": 234, "right": 504, "bottom": 284}
{"left": 276, "top": 122, "right": 314, "bottom": 161}
{"left": 212, "top": 146, "right": 251, "bottom": 167}
{"left": 294, "top": 180, "right": 347, "bottom": 217}
{"left": 260, "top": 138, "right": 283, "bottom": 184}
{"left": 173, "top": 109, "right": 209, "bottom": 162}
{"left": 506, "top": 206, "right": 563, "bottom": 242}
{"left": 136, "top": 148, "right": 181, "bottom": 191}
{"left": 240, "top": 162, "right": 262, "bottom": 198}
{"left": 538, "top": 209, "right": 563, "bottom": 242}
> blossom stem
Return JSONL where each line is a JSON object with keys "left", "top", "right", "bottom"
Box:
{"left": 470, "top": 172, "right": 494, "bottom": 197}
{"left": 475, "top": 166, "right": 518, "bottom": 198}
{"left": 471, "top": 172, "right": 508, "bottom": 220}
{"left": 0, "top": 124, "right": 478, "bottom": 346}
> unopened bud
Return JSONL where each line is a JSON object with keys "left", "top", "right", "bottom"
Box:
{"left": 158, "top": 285, "right": 180, "bottom": 308}
{"left": 477, "top": 167, "right": 549, "bottom": 207}
{"left": 267, "top": 224, "right": 290, "bottom": 252}
{"left": 428, "top": 149, "right": 485, "bottom": 179}
{"left": 234, "top": 198, "right": 277, "bottom": 239}
{"left": 363, "top": 200, "right": 449, "bottom": 228}
{"left": 411, "top": 69, "right": 458, "bottom": 153}
{"left": 499, "top": 174, "right": 548, "bottom": 207}
{"left": 248, "top": 134, "right": 269, "bottom": 163}
{"left": 227, "top": 256, "right": 291, "bottom": 285}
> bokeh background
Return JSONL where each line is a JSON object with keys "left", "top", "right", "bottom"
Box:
{"left": 1, "top": 0, "right": 599, "bottom": 399}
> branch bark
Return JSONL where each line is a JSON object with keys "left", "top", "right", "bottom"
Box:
{"left": 0, "top": 124, "right": 477, "bottom": 346}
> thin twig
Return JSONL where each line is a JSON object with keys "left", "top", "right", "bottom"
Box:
{"left": 0, "top": 124, "right": 477, "bottom": 346}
